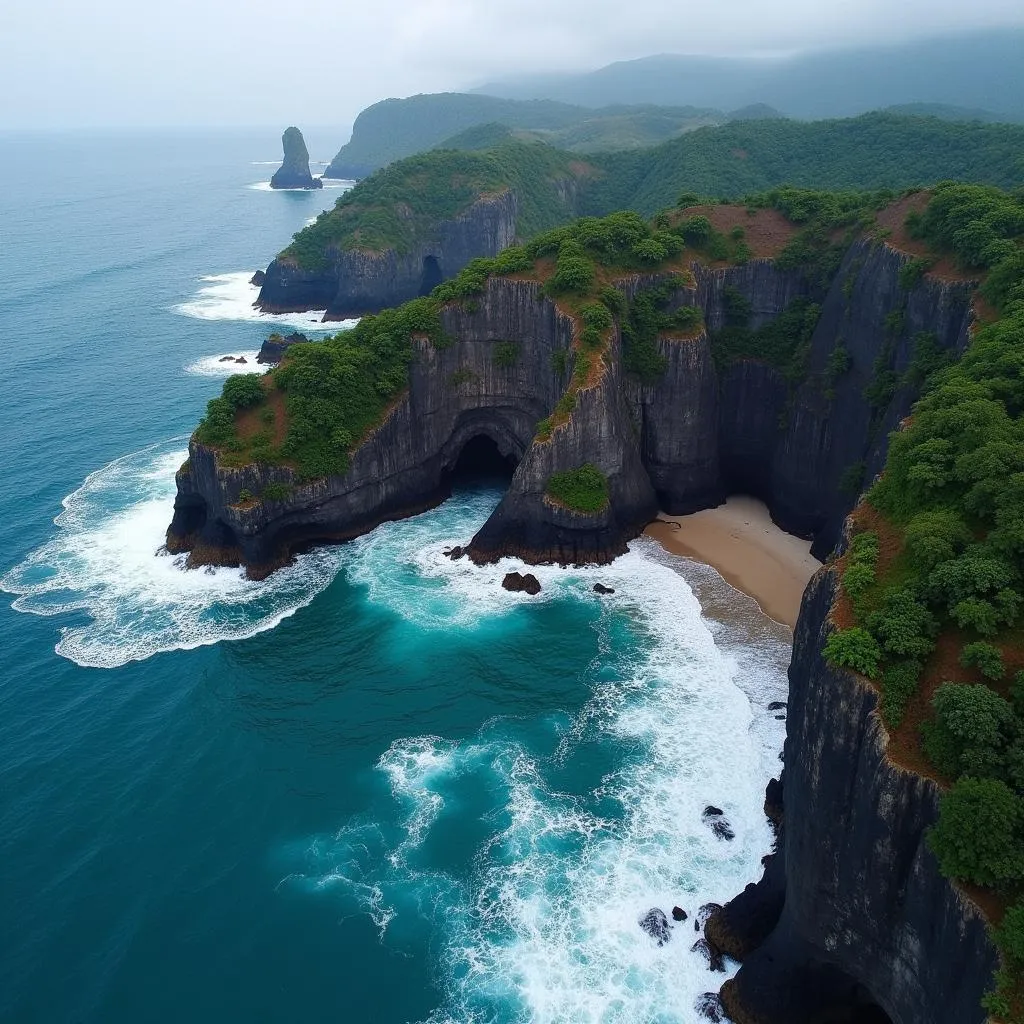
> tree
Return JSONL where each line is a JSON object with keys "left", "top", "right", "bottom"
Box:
{"left": 922, "top": 683, "right": 1014, "bottom": 779}
{"left": 928, "top": 777, "right": 1024, "bottom": 886}
{"left": 960, "top": 641, "right": 1006, "bottom": 681}
{"left": 823, "top": 627, "right": 882, "bottom": 678}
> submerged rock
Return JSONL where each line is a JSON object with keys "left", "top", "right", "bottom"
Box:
{"left": 702, "top": 806, "right": 735, "bottom": 841}
{"left": 444, "top": 546, "right": 465, "bottom": 560}
{"left": 502, "top": 571, "right": 541, "bottom": 595}
{"left": 639, "top": 907, "right": 672, "bottom": 945}
{"left": 270, "top": 127, "right": 323, "bottom": 190}
{"left": 593, "top": 582, "right": 616, "bottom": 595}
{"left": 695, "top": 993, "right": 725, "bottom": 1021}
{"left": 691, "top": 937, "right": 726, "bottom": 972}
{"left": 767, "top": 701, "right": 787, "bottom": 711}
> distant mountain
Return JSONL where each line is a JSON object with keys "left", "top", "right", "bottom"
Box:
{"left": 323, "top": 93, "right": 723, "bottom": 178}
{"left": 473, "top": 30, "right": 1024, "bottom": 120}
{"left": 883, "top": 102, "right": 1023, "bottom": 124}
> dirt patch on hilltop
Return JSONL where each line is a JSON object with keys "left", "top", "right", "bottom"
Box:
{"left": 677, "top": 204, "right": 799, "bottom": 258}
{"left": 875, "top": 192, "right": 977, "bottom": 284}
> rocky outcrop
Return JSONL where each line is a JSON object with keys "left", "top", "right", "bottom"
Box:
{"left": 269, "top": 127, "right": 322, "bottom": 190}
{"left": 256, "top": 331, "right": 308, "bottom": 365}
{"left": 256, "top": 192, "right": 518, "bottom": 319}
{"left": 169, "top": 242, "right": 974, "bottom": 580}
{"left": 707, "top": 568, "right": 998, "bottom": 1024}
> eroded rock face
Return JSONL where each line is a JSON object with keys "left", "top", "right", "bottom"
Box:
{"left": 256, "top": 192, "right": 518, "bottom": 319}
{"left": 711, "top": 568, "right": 998, "bottom": 1024}
{"left": 169, "top": 245, "right": 975, "bottom": 583}
{"left": 501, "top": 571, "right": 541, "bottom": 595}
{"left": 269, "top": 127, "right": 323, "bottom": 190}
{"left": 257, "top": 332, "right": 309, "bottom": 365}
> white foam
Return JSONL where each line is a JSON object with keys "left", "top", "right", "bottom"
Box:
{"left": 284, "top": 499, "right": 790, "bottom": 1023}
{"left": 172, "top": 272, "right": 354, "bottom": 333}
{"left": 183, "top": 351, "right": 264, "bottom": 377}
{"left": 247, "top": 179, "right": 354, "bottom": 192}
{"left": 0, "top": 439, "right": 347, "bottom": 669}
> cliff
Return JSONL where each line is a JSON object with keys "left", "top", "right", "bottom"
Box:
{"left": 169, "top": 240, "right": 975, "bottom": 581}
{"left": 256, "top": 191, "right": 518, "bottom": 319}
{"left": 705, "top": 567, "right": 999, "bottom": 1023}
{"left": 269, "top": 127, "right": 322, "bottom": 190}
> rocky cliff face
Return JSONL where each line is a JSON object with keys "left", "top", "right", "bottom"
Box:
{"left": 269, "top": 127, "right": 322, "bottom": 190}
{"left": 256, "top": 192, "right": 518, "bottom": 319}
{"left": 170, "top": 241, "right": 975, "bottom": 579}
{"left": 706, "top": 567, "right": 998, "bottom": 1024}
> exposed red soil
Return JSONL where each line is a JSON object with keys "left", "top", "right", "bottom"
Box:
{"left": 676, "top": 204, "right": 800, "bottom": 259}
{"left": 875, "top": 192, "right": 977, "bottom": 284}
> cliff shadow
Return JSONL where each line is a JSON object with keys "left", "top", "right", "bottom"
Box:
{"left": 442, "top": 434, "right": 518, "bottom": 492}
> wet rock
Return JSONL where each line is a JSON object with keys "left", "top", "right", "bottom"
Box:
{"left": 695, "top": 992, "right": 725, "bottom": 1021}
{"left": 234, "top": 356, "right": 248, "bottom": 363}
{"left": 250, "top": 270, "right": 266, "bottom": 287}
{"left": 672, "top": 906, "right": 688, "bottom": 922}
{"left": 257, "top": 331, "right": 309, "bottom": 365}
{"left": 691, "top": 938, "right": 726, "bottom": 972}
{"left": 697, "top": 903, "right": 723, "bottom": 929}
{"left": 270, "top": 126, "right": 323, "bottom": 190}
{"left": 593, "top": 583, "right": 616, "bottom": 595}
{"left": 767, "top": 701, "right": 787, "bottom": 711}
{"left": 702, "top": 806, "right": 735, "bottom": 840}
{"left": 638, "top": 907, "right": 672, "bottom": 946}
{"left": 219, "top": 355, "right": 235, "bottom": 362}
{"left": 775, "top": 714, "right": 786, "bottom": 721}
{"left": 445, "top": 546, "right": 465, "bottom": 560}
{"left": 502, "top": 571, "right": 541, "bottom": 595}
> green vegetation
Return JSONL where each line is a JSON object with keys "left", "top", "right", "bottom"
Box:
{"left": 824, "top": 182, "right": 1024, "bottom": 1018}
{"left": 545, "top": 464, "right": 610, "bottom": 513}
{"left": 492, "top": 341, "right": 519, "bottom": 368}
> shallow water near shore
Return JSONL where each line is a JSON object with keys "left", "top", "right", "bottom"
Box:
{"left": 0, "top": 131, "right": 789, "bottom": 1023}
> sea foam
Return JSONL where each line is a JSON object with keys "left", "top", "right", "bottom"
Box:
{"left": 172, "top": 272, "right": 356, "bottom": 333}
{"left": 0, "top": 439, "right": 347, "bottom": 669}
{"left": 284, "top": 497, "right": 790, "bottom": 1023}
{"left": 247, "top": 179, "right": 354, "bottom": 192}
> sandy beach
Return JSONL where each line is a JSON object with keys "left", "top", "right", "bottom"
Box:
{"left": 645, "top": 496, "right": 821, "bottom": 628}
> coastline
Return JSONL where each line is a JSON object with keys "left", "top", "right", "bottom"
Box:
{"left": 645, "top": 496, "right": 821, "bottom": 629}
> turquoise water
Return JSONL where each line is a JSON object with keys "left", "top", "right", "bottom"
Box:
{"left": 0, "top": 131, "right": 791, "bottom": 1023}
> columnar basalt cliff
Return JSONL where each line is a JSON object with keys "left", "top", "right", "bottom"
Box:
{"left": 269, "top": 127, "right": 322, "bottom": 190}
{"left": 256, "top": 192, "right": 518, "bottom": 319}
{"left": 705, "top": 567, "right": 999, "bottom": 1024}
{"left": 169, "top": 240, "right": 976, "bottom": 582}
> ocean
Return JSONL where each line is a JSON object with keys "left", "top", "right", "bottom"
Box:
{"left": 0, "top": 130, "right": 790, "bottom": 1024}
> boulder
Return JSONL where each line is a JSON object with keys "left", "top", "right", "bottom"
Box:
{"left": 767, "top": 701, "right": 787, "bottom": 711}
{"left": 445, "top": 546, "right": 465, "bottom": 561}
{"left": 502, "top": 571, "right": 541, "bottom": 595}
{"left": 672, "top": 906, "right": 688, "bottom": 922}
{"left": 269, "top": 127, "right": 323, "bottom": 190}
{"left": 250, "top": 270, "right": 266, "bottom": 287}
{"left": 702, "top": 806, "right": 735, "bottom": 841}
{"left": 234, "top": 356, "right": 247, "bottom": 364}
{"left": 219, "top": 355, "right": 235, "bottom": 362}
{"left": 704, "top": 805, "right": 724, "bottom": 817}
{"left": 257, "top": 332, "right": 310, "bottom": 365}
{"left": 593, "top": 583, "right": 616, "bottom": 595}
{"left": 638, "top": 907, "right": 672, "bottom": 946}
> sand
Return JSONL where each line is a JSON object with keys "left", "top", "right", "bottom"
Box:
{"left": 645, "top": 496, "right": 822, "bottom": 629}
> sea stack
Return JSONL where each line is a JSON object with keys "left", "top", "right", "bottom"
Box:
{"left": 269, "top": 127, "right": 323, "bottom": 190}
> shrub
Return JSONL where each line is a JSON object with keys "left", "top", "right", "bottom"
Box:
{"left": 580, "top": 303, "right": 613, "bottom": 333}
{"left": 222, "top": 374, "right": 266, "bottom": 410}
{"left": 598, "top": 286, "right": 626, "bottom": 315}
{"left": 551, "top": 350, "right": 567, "bottom": 376}
{"left": 904, "top": 509, "right": 971, "bottom": 571}
{"left": 961, "top": 641, "right": 1006, "bottom": 681}
{"left": 928, "top": 777, "right": 1024, "bottom": 886}
{"left": 880, "top": 660, "right": 921, "bottom": 728}
{"left": 238, "top": 488, "right": 253, "bottom": 503}
{"left": 262, "top": 482, "right": 293, "bottom": 501}
{"left": 678, "top": 215, "right": 712, "bottom": 246}
{"left": 869, "top": 588, "right": 938, "bottom": 661}
{"left": 493, "top": 342, "right": 519, "bottom": 368}
{"left": 996, "top": 901, "right": 1024, "bottom": 966}
{"left": 823, "top": 627, "right": 882, "bottom": 678}
{"left": 922, "top": 683, "right": 1015, "bottom": 779}
{"left": 898, "top": 256, "right": 936, "bottom": 291}
{"left": 548, "top": 252, "right": 595, "bottom": 294}
{"left": 545, "top": 464, "right": 609, "bottom": 514}
{"left": 842, "top": 562, "right": 876, "bottom": 606}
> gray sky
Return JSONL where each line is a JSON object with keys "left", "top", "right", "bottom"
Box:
{"left": 3, "top": 0, "right": 1023, "bottom": 130}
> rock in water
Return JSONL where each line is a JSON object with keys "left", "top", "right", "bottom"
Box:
{"left": 672, "top": 906, "right": 688, "bottom": 922}
{"left": 502, "top": 571, "right": 541, "bottom": 595}
{"left": 695, "top": 993, "right": 725, "bottom": 1021}
{"left": 702, "top": 805, "right": 735, "bottom": 841}
{"left": 270, "top": 127, "right": 323, "bottom": 190}
{"left": 593, "top": 582, "right": 616, "bottom": 595}
{"left": 639, "top": 907, "right": 672, "bottom": 945}
{"left": 250, "top": 270, "right": 266, "bottom": 287}
{"left": 691, "top": 937, "right": 726, "bottom": 972}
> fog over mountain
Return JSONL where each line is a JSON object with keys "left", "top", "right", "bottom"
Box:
{"left": 1, "top": 0, "right": 1022, "bottom": 128}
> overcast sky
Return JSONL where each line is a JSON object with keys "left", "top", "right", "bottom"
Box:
{"left": 3, "top": 0, "right": 1023, "bottom": 132}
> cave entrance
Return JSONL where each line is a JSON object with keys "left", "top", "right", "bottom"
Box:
{"left": 445, "top": 435, "right": 518, "bottom": 491}
{"left": 804, "top": 969, "right": 894, "bottom": 1024}
{"left": 419, "top": 255, "right": 444, "bottom": 296}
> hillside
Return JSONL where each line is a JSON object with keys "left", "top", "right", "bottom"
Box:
{"left": 322, "top": 92, "right": 722, "bottom": 178}
{"left": 473, "top": 29, "right": 1024, "bottom": 120}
